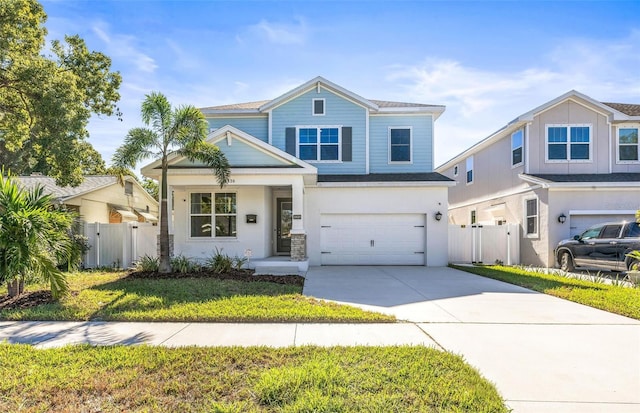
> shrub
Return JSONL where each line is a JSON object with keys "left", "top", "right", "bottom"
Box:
{"left": 206, "top": 247, "right": 233, "bottom": 274}
{"left": 170, "top": 255, "right": 199, "bottom": 274}
{"left": 135, "top": 255, "right": 160, "bottom": 272}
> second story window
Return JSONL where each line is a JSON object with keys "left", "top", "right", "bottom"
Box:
{"left": 466, "top": 156, "right": 474, "bottom": 184}
{"left": 389, "top": 127, "right": 412, "bottom": 163}
{"left": 511, "top": 129, "right": 523, "bottom": 166}
{"left": 298, "top": 127, "right": 340, "bottom": 161}
{"left": 546, "top": 124, "right": 591, "bottom": 162}
{"left": 618, "top": 127, "right": 639, "bottom": 163}
{"left": 312, "top": 98, "right": 325, "bottom": 116}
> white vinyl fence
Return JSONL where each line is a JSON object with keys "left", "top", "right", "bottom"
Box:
{"left": 449, "top": 224, "right": 520, "bottom": 265}
{"left": 83, "top": 222, "right": 159, "bottom": 269}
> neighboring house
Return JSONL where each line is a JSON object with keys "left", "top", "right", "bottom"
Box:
{"left": 435, "top": 90, "right": 640, "bottom": 267}
{"left": 16, "top": 175, "right": 159, "bottom": 224}
{"left": 141, "top": 76, "right": 453, "bottom": 267}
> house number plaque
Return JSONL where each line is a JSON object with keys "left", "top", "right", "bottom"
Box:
{"left": 293, "top": 214, "right": 302, "bottom": 220}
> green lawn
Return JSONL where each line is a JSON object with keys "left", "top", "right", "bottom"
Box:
{"left": 0, "top": 344, "right": 508, "bottom": 413}
{"left": 453, "top": 264, "right": 640, "bottom": 320}
{"left": 0, "top": 272, "right": 394, "bottom": 323}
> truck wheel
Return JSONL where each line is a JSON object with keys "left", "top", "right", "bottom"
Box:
{"left": 560, "top": 251, "right": 574, "bottom": 272}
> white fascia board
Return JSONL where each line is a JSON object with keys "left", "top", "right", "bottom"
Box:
{"left": 448, "top": 184, "right": 541, "bottom": 211}
{"left": 316, "top": 181, "right": 456, "bottom": 188}
{"left": 200, "top": 109, "right": 262, "bottom": 115}
{"left": 569, "top": 209, "right": 637, "bottom": 215}
{"left": 374, "top": 106, "right": 446, "bottom": 120}
{"left": 164, "top": 167, "right": 315, "bottom": 176}
{"left": 259, "top": 76, "right": 378, "bottom": 112}
{"left": 519, "top": 173, "right": 640, "bottom": 190}
{"left": 517, "top": 90, "right": 626, "bottom": 122}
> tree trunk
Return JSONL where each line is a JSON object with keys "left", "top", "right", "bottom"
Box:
{"left": 7, "top": 279, "right": 24, "bottom": 297}
{"left": 158, "top": 155, "right": 172, "bottom": 273}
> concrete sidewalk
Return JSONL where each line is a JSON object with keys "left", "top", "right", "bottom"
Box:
{"left": 0, "top": 321, "right": 437, "bottom": 348}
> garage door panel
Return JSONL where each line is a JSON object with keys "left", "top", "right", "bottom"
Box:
{"left": 320, "top": 214, "right": 425, "bottom": 265}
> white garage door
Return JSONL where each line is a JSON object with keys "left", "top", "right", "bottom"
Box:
{"left": 569, "top": 214, "right": 635, "bottom": 238}
{"left": 320, "top": 214, "right": 425, "bottom": 265}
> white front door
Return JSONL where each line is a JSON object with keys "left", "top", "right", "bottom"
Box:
{"left": 320, "top": 214, "right": 425, "bottom": 265}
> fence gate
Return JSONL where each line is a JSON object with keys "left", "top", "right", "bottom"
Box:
{"left": 448, "top": 224, "right": 520, "bottom": 265}
{"left": 83, "top": 222, "right": 159, "bottom": 269}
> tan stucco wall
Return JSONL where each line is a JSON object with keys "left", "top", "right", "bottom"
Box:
{"left": 72, "top": 182, "right": 158, "bottom": 223}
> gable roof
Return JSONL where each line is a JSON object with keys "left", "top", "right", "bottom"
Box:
{"left": 140, "top": 125, "right": 317, "bottom": 178}
{"left": 15, "top": 175, "right": 118, "bottom": 201}
{"left": 436, "top": 90, "right": 640, "bottom": 171}
{"left": 199, "top": 76, "right": 445, "bottom": 117}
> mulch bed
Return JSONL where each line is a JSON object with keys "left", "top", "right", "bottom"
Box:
{"left": 0, "top": 290, "right": 54, "bottom": 310}
{"left": 127, "top": 269, "right": 305, "bottom": 286}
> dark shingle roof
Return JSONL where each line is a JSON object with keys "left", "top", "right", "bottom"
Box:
{"left": 526, "top": 173, "right": 640, "bottom": 183}
{"left": 318, "top": 173, "right": 453, "bottom": 183}
{"left": 602, "top": 102, "right": 640, "bottom": 116}
{"left": 14, "top": 175, "right": 118, "bottom": 200}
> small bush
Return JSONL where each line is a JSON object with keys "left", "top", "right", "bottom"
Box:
{"left": 206, "top": 247, "right": 233, "bottom": 274}
{"left": 135, "top": 255, "right": 160, "bottom": 272}
{"left": 171, "top": 255, "right": 199, "bottom": 273}
{"left": 233, "top": 256, "right": 248, "bottom": 270}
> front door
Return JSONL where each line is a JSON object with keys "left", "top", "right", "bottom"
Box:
{"left": 276, "top": 198, "right": 292, "bottom": 254}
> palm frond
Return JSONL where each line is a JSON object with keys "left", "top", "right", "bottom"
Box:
{"left": 141, "top": 92, "right": 173, "bottom": 137}
{"left": 180, "top": 141, "right": 230, "bottom": 187}
{"left": 112, "top": 128, "right": 157, "bottom": 168}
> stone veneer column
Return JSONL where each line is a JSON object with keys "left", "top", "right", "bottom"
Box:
{"left": 290, "top": 232, "right": 306, "bottom": 261}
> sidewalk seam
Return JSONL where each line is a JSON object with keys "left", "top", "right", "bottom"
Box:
{"left": 158, "top": 323, "right": 192, "bottom": 345}
{"left": 414, "top": 323, "right": 446, "bottom": 351}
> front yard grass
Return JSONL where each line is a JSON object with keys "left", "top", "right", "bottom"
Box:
{"left": 453, "top": 264, "right": 640, "bottom": 320}
{"left": 0, "top": 271, "right": 394, "bottom": 323}
{"left": 0, "top": 344, "right": 508, "bottom": 413}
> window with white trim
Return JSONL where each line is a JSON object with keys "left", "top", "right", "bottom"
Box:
{"left": 466, "top": 156, "right": 474, "bottom": 184}
{"left": 389, "top": 127, "right": 412, "bottom": 163}
{"left": 546, "top": 124, "right": 591, "bottom": 161}
{"left": 511, "top": 129, "right": 523, "bottom": 166}
{"left": 470, "top": 210, "right": 476, "bottom": 225}
{"left": 617, "top": 127, "right": 639, "bottom": 162}
{"left": 525, "top": 198, "right": 538, "bottom": 237}
{"left": 298, "top": 127, "right": 340, "bottom": 161}
{"left": 312, "top": 98, "right": 325, "bottom": 116}
{"left": 190, "top": 192, "right": 236, "bottom": 238}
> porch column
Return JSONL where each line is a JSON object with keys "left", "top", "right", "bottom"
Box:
{"left": 290, "top": 177, "right": 306, "bottom": 261}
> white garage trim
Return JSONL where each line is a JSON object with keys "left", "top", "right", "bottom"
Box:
{"left": 320, "top": 213, "right": 426, "bottom": 265}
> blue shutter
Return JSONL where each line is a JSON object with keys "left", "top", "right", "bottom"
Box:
{"left": 342, "top": 127, "right": 352, "bottom": 162}
{"left": 285, "top": 128, "right": 296, "bottom": 156}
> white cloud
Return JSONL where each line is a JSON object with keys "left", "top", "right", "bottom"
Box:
{"left": 92, "top": 23, "right": 158, "bottom": 73}
{"left": 387, "top": 31, "right": 640, "bottom": 167}
{"left": 244, "top": 17, "right": 308, "bottom": 45}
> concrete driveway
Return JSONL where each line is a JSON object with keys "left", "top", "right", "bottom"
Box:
{"left": 303, "top": 266, "right": 640, "bottom": 413}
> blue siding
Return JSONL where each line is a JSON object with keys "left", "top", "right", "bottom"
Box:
{"left": 207, "top": 116, "right": 268, "bottom": 142}
{"left": 271, "top": 88, "right": 367, "bottom": 174}
{"left": 369, "top": 115, "right": 433, "bottom": 173}
{"left": 175, "top": 137, "right": 291, "bottom": 167}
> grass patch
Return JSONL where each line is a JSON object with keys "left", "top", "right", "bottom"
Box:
{"left": 0, "top": 344, "right": 507, "bottom": 412}
{"left": 453, "top": 264, "right": 640, "bottom": 320}
{"left": 0, "top": 272, "right": 394, "bottom": 323}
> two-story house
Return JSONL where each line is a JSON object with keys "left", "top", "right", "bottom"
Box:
{"left": 141, "top": 77, "right": 453, "bottom": 268}
{"left": 436, "top": 90, "right": 640, "bottom": 267}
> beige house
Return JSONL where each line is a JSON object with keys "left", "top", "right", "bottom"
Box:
{"left": 16, "top": 175, "right": 158, "bottom": 224}
{"left": 436, "top": 91, "right": 640, "bottom": 267}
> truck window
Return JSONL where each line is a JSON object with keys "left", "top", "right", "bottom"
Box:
{"left": 600, "top": 225, "right": 622, "bottom": 238}
{"left": 624, "top": 223, "right": 640, "bottom": 238}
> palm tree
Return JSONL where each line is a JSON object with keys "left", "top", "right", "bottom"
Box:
{"left": 0, "top": 172, "right": 72, "bottom": 298}
{"left": 112, "top": 92, "right": 229, "bottom": 273}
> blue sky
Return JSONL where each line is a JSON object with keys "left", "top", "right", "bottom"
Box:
{"left": 41, "top": 0, "right": 640, "bottom": 170}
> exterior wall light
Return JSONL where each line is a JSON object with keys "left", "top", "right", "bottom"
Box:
{"left": 558, "top": 213, "right": 567, "bottom": 224}
{"left": 435, "top": 211, "right": 443, "bottom": 221}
